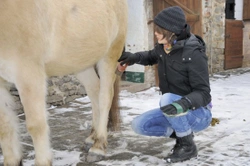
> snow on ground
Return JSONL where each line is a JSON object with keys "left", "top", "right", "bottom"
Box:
{"left": 98, "top": 72, "right": 250, "bottom": 166}
{"left": 0, "top": 72, "right": 250, "bottom": 166}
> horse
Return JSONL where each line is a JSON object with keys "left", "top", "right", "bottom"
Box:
{"left": 0, "top": 0, "right": 127, "bottom": 165}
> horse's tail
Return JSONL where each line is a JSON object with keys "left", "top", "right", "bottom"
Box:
{"left": 108, "top": 76, "right": 121, "bottom": 131}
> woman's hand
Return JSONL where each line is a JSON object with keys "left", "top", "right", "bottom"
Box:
{"left": 118, "top": 52, "right": 140, "bottom": 66}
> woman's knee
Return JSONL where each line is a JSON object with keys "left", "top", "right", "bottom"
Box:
{"left": 131, "top": 109, "right": 169, "bottom": 136}
{"left": 131, "top": 118, "right": 149, "bottom": 136}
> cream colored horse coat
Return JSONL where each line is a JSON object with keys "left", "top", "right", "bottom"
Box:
{"left": 0, "top": 0, "right": 127, "bottom": 165}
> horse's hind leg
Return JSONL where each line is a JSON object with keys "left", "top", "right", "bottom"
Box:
{"left": 76, "top": 67, "right": 100, "bottom": 149}
{"left": 14, "top": 62, "right": 52, "bottom": 165}
{"left": 86, "top": 43, "right": 124, "bottom": 162}
{"left": 0, "top": 78, "right": 23, "bottom": 165}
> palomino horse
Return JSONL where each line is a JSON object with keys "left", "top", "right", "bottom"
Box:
{"left": 0, "top": 0, "right": 127, "bottom": 165}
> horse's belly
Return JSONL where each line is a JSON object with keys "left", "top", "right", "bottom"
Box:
{"left": 44, "top": 37, "right": 109, "bottom": 76}
{"left": 45, "top": 54, "right": 99, "bottom": 76}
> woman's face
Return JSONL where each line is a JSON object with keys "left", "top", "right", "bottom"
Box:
{"left": 154, "top": 31, "right": 168, "bottom": 45}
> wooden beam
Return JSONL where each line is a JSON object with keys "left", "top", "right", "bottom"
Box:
{"left": 164, "top": 0, "right": 199, "bottom": 21}
{"left": 165, "top": 0, "right": 196, "bottom": 14}
{"left": 186, "top": 14, "right": 199, "bottom": 22}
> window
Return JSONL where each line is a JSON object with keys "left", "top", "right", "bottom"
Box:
{"left": 225, "top": 0, "right": 235, "bottom": 19}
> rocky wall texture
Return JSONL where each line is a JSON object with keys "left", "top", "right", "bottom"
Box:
{"left": 203, "top": 0, "right": 226, "bottom": 74}
{"left": 243, "top": 21, "right": 250, "bottom": 67}
{"left": 11, "top": 75, "right": 86, "bottom": 114}
{"left": 144, "top": 0, "right": 156, "bottom": 87}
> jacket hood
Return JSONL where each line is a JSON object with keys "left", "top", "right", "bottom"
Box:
{"left": 172, "top": 34, "right": 206, "bottom": 52}
{"left": 186, "top": 34, "right": 206, "bottom": 52}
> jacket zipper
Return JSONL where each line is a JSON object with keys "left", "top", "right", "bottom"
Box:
{"left": 162, "top": 52, "right": 170, "bottom": 90}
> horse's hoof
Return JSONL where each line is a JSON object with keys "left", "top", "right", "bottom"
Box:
{"left": 81, "top": 142, "right": 93, "bottom": 152}
{"left": 19, "top": 160, "right": 23, "bottom": 166}
{"left": 79, "top": 152, "right": 86, "bottom": 162}
{"left": 76, "top": 162, "right": 85, "bottom": 166}
{"left": 86, "top": 152, "right": 105, "bottom": 162}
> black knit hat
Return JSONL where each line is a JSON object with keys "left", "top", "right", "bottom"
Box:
{"left": 154, "top": 6, "right": 186, "bottom": 35}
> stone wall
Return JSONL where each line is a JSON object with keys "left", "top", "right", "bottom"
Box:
{"left": 203, "top": 0, "right": 250, "bottom": 72}
{"left": 203, "top": 0, "right": 226, "bottom": 74}
{"left": 143, "top": 0, "right": 156, "bottom": 87}
{"left": 11, "top": 75, "right": 86, "bottom": 114}
{"left": 243, "top": 21, "right": 250, "bottom": 67}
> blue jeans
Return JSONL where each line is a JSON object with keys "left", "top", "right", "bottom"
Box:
{"left": 131, "top": 93, "right": 212, "bottom": 137}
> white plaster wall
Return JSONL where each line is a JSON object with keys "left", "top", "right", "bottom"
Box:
{"left": 125, "top": 0, "right": 149, "bottom": 72}
{"left": 235, "top": 0, "right": 243, "bottom": 20}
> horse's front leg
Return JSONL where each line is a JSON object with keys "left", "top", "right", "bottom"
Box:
{"left": 15, "top": 63, "right": 52, "bottom": 166}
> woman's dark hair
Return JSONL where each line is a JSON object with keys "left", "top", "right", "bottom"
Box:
{"left": 154, "top": 24, "right": 177, "bottom": 45}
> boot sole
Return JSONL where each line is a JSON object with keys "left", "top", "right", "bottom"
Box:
{"left": 165, "top": 154, "right": 198, "bottom": 163}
